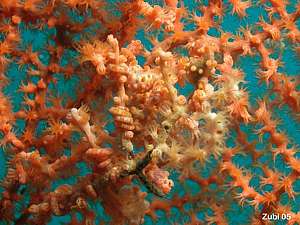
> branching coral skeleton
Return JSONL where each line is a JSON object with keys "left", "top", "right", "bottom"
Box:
{"left": 0, "top": 0, "right": 299, "bottom": 224}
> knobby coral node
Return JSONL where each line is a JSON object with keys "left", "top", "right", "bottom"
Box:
{"left": 0, "top": 0, "right": 299, "bottom": 224}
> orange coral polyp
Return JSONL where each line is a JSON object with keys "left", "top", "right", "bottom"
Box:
{"left": 0, "top": 0, "right": 299, "bottom": 224}
{"left": 229, "top": 0, "right": 251, "bottom": 17}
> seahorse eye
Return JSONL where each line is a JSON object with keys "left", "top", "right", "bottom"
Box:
{"left": 162, "top": 121, "right": 172, "bottom": 131}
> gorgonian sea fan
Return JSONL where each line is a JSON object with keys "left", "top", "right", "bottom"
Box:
{"left": 0, "top": 0, "right": 299, "bottom": 225}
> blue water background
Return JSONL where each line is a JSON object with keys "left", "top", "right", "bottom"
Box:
{"left": 0, "top": 0, "right": 299, "bottom": 224}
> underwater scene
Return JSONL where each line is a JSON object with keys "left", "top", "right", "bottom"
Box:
{"left": 0, "top": 0, "right": 299, "bottom": 224}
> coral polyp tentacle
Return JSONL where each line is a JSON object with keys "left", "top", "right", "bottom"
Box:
{"left": 0, "top": 0, "right": 299, "bottom": 224}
